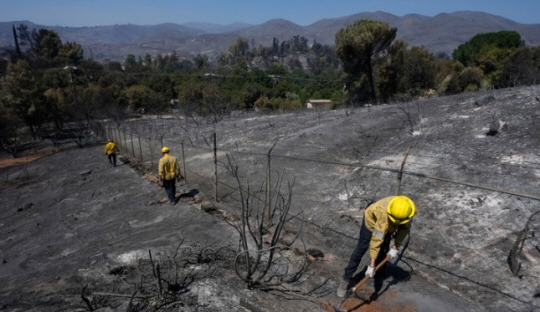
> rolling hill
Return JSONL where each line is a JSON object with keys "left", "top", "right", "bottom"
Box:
{"left": 1, "top": 11, "right": 539, "bottom": 62}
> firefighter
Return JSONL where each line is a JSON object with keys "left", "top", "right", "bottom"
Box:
{"left": 104, "top": 139, "right": 119, "bottom": 167}
{"left": 337, "top": 195, "right": 416, "bottom": 297}
{"left": 158, "top": 147, "right": 183, "bottom": 205}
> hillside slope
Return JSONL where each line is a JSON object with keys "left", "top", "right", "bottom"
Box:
{"left": 122, "top": 85, "right": 540, "bottom": 311}
{"left": 1, "top": 85, "right": 539, "bottom": 311}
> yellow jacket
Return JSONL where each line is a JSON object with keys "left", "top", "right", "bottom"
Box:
{"left": 364, "top": 196, "right": 411, "bottom": 259}
{"left": 105, "top": 142, "right": 119, "bottom": 155}
{"left": 159, "top": 154, "right": 181, "bottom": 181}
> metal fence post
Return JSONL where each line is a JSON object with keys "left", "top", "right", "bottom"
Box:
{"left": 130, "top": 132, "right": 135, "bottom": 158}
{"left": 138, "top": 134, "right": 143, "bottom": 163}
{"left": 149, "top": 137, "right": 154, "bottom": 169}
{"left": 122, "top": 129, "right": 127, "bottom": 155}
{"left": 181, "top": 141, "right": 187, "bottom": 183}
{"left": 213, "top": 132, "right": 218, "bottom": 202}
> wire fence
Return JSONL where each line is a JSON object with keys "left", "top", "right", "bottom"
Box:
{"left": 91, "top": 105, "right": 540, "bottom": 311}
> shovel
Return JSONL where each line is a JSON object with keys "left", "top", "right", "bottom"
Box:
{"left": 335, "top": 254, "right": 391, "bottom": 312}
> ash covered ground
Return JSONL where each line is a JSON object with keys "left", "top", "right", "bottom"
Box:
{"left": 1, "top": 85, "right": 539, "bottom": 311}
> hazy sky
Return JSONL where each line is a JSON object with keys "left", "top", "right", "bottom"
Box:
{"left": 2, "top": 0, "right": 539, "bottom": 27}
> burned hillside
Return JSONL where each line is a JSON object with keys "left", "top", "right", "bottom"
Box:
{"left": 1, "top": 85, "right": 539, "bottom": 311}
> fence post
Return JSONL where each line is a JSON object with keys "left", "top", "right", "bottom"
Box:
{"left": 267, "top": 140, "right": 278, "bottom": 223}
{"left": 122, "top": 129, "right": 127, "bottom": 155}
{"left": 138, "top": 134, "right": 143, "bottom": 164}
{"left": 149, "top": 137, "right": 154, "bottom": 169}
{"left": 213, "top": 132, "right": 218, "bottom": 202}
{"left": 397, "top": 146, "right": 411, "bottom": 195}
{"left": 130, "top": 132, "right": 135, "bottom": 158}
{"left": 181, "top": 141, "right": 187, "bottom": 183}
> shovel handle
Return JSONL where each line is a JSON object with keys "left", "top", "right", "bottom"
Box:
{"left": 351, "top": 255, "right": 391, "bottom": 293}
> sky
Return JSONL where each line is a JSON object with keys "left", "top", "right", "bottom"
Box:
{"left": 2, "top": 0, "right": 539, "bottom": 27}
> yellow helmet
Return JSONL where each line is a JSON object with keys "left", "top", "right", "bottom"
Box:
{"left": 161, "top": 147, "right": 170, "bottom": 154}
{"left": 387, "top": 196, "right": 416, "bottom": 224}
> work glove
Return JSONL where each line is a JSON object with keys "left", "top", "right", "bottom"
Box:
{"left": 365, "top": 265, "right": 375, "bottom": 277}
{"left": 388, "top": 248, "right": 399, "bottom": 259}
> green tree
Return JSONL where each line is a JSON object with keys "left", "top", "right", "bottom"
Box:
{"left": 124, "top": 54, "right": 140, "bottom": 72}
{"left": 218, "top": 38, "right": 250, "bottom": 68}
{"left": 193, "top": 54, "right": 209, "bottom": 69}
{"left": 0, "top": 100, "right": 23, "bottom": 156}
{"left": 234, "top": 82, "right": 263, "bottom": 109}
{"left": 378, "top": 40, "right": 407, "bottom": 102}
{"left": 494, "top": 46, "right": 540, "bottom": 87}
{"left": 452, "top": 30, "right": 523, "bottom": 67}
{"left": 2, "top": 60, "right": 49, "bottom": 138}
{"left": 31, "top": 29, "right": 62, "bottom": 65}
{"left": 177, "top": 80, "right": 205, "bottom": 115}
{"left": 121, "top": 85, "right": 165, "bottom": 113}
{"left": 402, "top": 46, "right": 437, "bottom": 96}
{"left": 58, "top": 41, "right": 84, "bottom": 65}
{"left": 143, "top": 75, "right": 176, "bottom": 100}
{"left": 438, "top": 61, "right": 465, "bottom": 95}
{"left": 12, "top": 25, "right": 22, "bottom": 59}
{"left": 457, "top": 67, "right": 484, "bottom": 92}
{"left": 335, "top": 19, "right": 396, "bottom": 104}
{"left": 144, "top": 53, "right": 152, "bottom": 68}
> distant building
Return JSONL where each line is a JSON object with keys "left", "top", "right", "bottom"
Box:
{"left": 306, "top": 99, "right": 334, "bottom": 110}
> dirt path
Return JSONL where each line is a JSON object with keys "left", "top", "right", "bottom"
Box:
{"left": 0, "top": 152, "right": 52, "bottom": 169}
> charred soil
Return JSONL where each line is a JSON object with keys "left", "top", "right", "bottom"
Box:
{"left": 1, "top": 85, "right": 540, "bottom": 311}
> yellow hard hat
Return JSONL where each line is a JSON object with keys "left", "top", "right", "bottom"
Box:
{"left": 161, "top": 147, "right": 170, "bottom": 154}
{"left": 387, "top": 196, "right": 416, "bottom": 224}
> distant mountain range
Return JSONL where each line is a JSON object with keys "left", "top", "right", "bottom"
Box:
{"left": 1, "top": 11, "right": 539, "bottom": 62}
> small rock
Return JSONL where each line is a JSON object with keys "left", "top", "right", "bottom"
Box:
{"left": 16, "top": 203, "right": 33, "bottom": 212}
{"left": 201, "top": 203, "right": 219, "bottom": 214}
{"left": 80, "top": 170, "right": 92, "bottom": 176}
{"left": 474, "top": 95, "right": 495, "bottom": 107}
{"left": 306, "top": 248, "right": 325, "bottom": 259}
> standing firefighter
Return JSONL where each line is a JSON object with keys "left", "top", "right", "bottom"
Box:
{"left": 104, "top": 139, "right": 119, "bottom": 167}
{"left": 158, "top": 147, "right": 183, "bottom": 205}
{"left": 337, "top": 195, "right": 416, "bottom": 297}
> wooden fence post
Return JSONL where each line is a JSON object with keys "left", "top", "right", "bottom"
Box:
{"left": 267, "top": 140, "right": 278, "bottom": 223}
{"left": 397, "top": 146, "right": 411, "bottom": 195}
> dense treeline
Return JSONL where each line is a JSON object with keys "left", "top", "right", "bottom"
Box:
{"left": 1, "top": 21, "right": 540, "bottom": 153}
